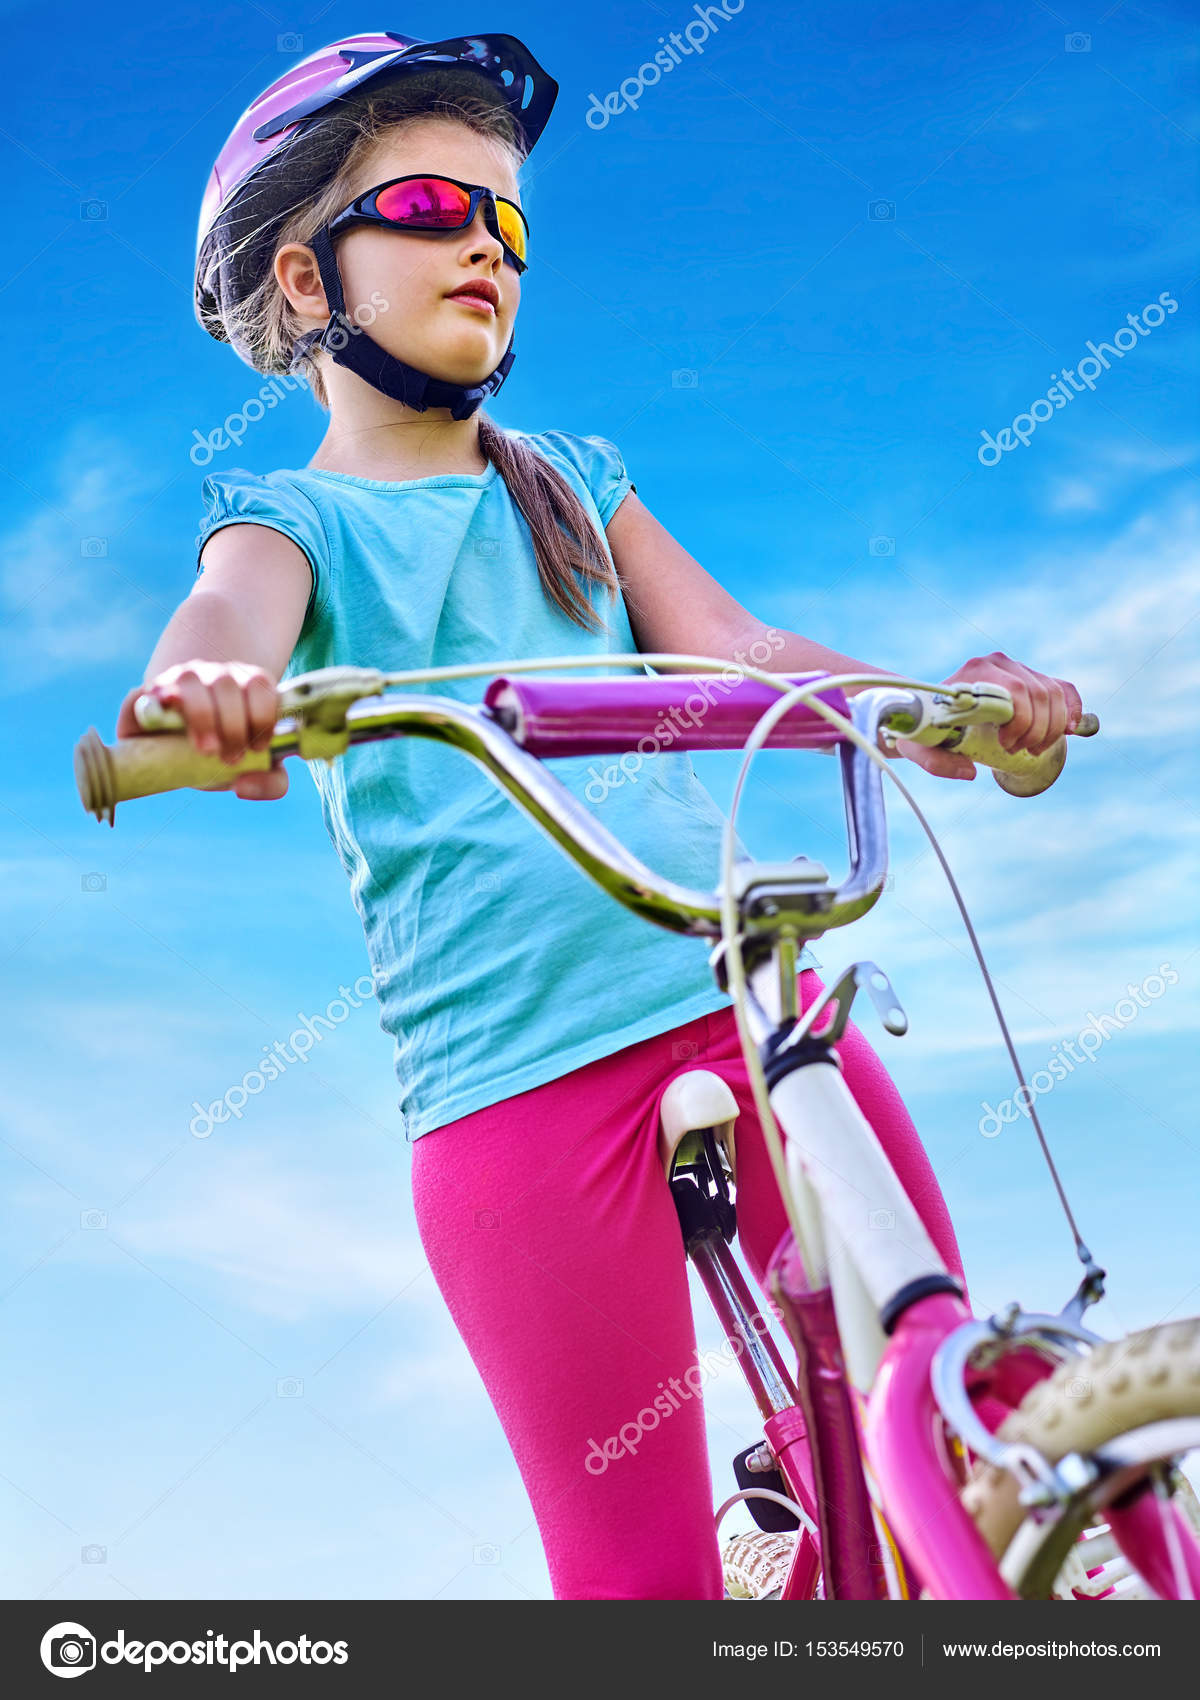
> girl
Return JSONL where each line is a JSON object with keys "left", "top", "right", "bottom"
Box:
{"left": 118, "top": 31, "right": 1082, "bottom": 1599}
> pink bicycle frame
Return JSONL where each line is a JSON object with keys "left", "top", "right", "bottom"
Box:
{"left": 491, "top": 669, "right": 1200, "bottom": 1601}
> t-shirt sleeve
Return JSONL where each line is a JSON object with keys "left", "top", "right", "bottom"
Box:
{"left": 194, "top": 468, "right": 330, "bottom": 622}
{"left": 534, "top": 431, "right": 637, "bottom": 527}
{"left": 580, "top": 435, "right": 636, "bottom": 526}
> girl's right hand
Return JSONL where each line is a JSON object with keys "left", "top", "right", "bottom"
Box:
{"left": 115, "top": 661, "right": 289, "bottom": 801}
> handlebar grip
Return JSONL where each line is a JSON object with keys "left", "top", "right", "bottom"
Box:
{"left": 74, "top": 728, "right": 273, "bottom": 824}
{"left": 953, "top": 712, "right": 1099, "bottom": 797}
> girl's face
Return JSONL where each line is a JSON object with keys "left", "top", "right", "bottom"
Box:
{"left": 327, "top": 119, "right": 523, "bottom": 390}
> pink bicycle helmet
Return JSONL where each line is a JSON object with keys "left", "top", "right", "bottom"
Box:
{"left": 194, "top": 31, "right": 558, "bottom": 414}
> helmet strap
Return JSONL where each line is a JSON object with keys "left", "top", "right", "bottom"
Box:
{"left": 290, "top": 226, "right": 514, "bottom": 420}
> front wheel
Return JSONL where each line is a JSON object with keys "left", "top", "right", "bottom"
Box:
{"left": 963, "top": 1317, "right": 1200, "bottom": 1598}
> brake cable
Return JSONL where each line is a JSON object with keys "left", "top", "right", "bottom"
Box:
{"left": 135, "top": 649, "right": 1104, "bottom": 1307}
{"left": 716, "top": 672, "right": 1105, "bottom": 1318}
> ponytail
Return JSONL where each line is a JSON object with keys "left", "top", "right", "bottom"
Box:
{"left": 477, "top": 415, "right": 620, "bottom": 634}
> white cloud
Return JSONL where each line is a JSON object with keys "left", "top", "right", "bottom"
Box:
{"left": 970, "top": 500, "right": 1200, "bottom": 735}
{"left": 373, "top": 1336, "right": 494, "bottom": 1410}
{"left": 18, "top": 1150, "right": 435, "bottom": 1324}
{"left": 1094, "top": 440, "right": 1200, "bottom": 476}
{"left": 835, "top": 780, "right": 1199, "bottom": 1066}
{"left": 1046, "top": 476, "right": 1104, "bottom": 513}
{"left": 799, "top": 491, "right": 1200, "bottom": 735}
{"left": 1046, "top": 441, "right": 1200, "bottom": 518}
{"left": 0, "top": 426, "right": 157, "bottom": 692}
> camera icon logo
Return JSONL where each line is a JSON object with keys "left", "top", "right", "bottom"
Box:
{"left": 869, "top": 200, "right": 895, "bottom": 220}
{"left": 277, "top": 32, "right": 304, "bottom": 52}
{"left": 671, "top": 369, "right": 699, "bottom": 389}
{"left": 475, "top": 538, "right": 502, "bottom": 558}
{"left": 80, "top": 537, "right": 107, "bottom": 557}
{"left": 868, "top": 1209, "right": 895, "bottom": 1230}
{"left": 81, "top": 873, "right": 107, "bottom": 893}
{"left": 1065, "top": 33, "right": 1091, "bottom": 52}
{"left": 276, "top": 1377, "right": 304, "bottom": 1398}
{"left": 473, "top": 1542, "right": 501, "bottom": 1564}
{"left": 672, "top": 1039, "right": 700, "bottom": 1061}
{"left": 1067, "top": 1376, "right": 1093, "bottom": 1397}
{"left": 79, "top": 200, "right": 107, "bottom": 221}
{"left": 474, "top": 872, "right": 501, "bottom": 892}
{"left": 474, "top": 1208, "right": 500, "bottom": 1230}
{"left": 81, "top": 1209, "right": 107, "bottom": 1230}
{"left": 869, "top": 536, "right": 896, "bottom": 557}
{"left": 81, "top": 1544, "right": 106, "bottom": 1564}
{"left": 40, "top": 1621, "right": 96, "bottom": 1677}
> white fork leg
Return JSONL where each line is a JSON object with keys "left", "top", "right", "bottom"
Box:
{"left": 771, "top": 1061, "right": 948, "bottom": 1315}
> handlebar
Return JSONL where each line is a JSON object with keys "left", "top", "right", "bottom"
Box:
{"left": 73, "top": 663, "right": 1098, "bottom": 949}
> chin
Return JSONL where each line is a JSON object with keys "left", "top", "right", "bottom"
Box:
{"left": 393, "top": 331, "right": 504, "bottom": 385}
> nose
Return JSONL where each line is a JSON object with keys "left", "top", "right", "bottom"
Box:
{"left": 462, "top": 203, "right": 503, "bottom": 267}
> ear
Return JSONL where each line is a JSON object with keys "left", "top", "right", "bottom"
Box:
{"left": 274, "top": 243, "right": 329, "bottom": 320}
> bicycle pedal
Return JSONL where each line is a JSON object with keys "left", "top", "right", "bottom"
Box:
{"left": 722, "top": 1529, "right": 799, "bottom": 1600}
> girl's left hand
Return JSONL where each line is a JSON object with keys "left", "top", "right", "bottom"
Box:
{"left": 891, "top": 650, "right": 1085, "bottom": 781}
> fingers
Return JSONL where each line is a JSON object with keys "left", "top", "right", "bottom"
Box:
{"left": 893, "top": 737, "right": 977, "bottom": 781}
{"left": 233, "top": 766, "right": 289, "bottom": 802}
{"left": 153, "top": 668, "right": 220, "bottom": 755}
{"left": 1062, "top": 678, "right": 1084, "bottom": 735}
{"left": 244, "top": 673, "right": 281, "bottom": 751}
{"left": 114, "top": 684, "right": 149, "bottom": 740}
{"left": 1040, "top": 677, "right": 1069, "bottom": 751}
{"left": 998, "top": 668, "right": 1073, "bottom": 755}
{"left": 148, "top": 662, "right": 278, "bottom": 765}
{"left": 993, "top": 664, "right": 1032, "bottom": 754}
{"left": 924, "top": 751, "right": 978, "bottom": 780}
{"left": 207, "top": 673, "right": 250, "bottom": 763}
{"left": 963, "top": 653, "right": 1082, "bottom": 757}
{"left": 115, "top": 661, "right": 287, "bottom": 803}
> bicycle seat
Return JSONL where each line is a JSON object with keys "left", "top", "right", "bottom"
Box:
{"left": 658, "top": 1069, "right": 739, "bottom": 1184}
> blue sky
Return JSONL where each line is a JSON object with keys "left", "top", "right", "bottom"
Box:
{"left": 3, "top": 0, "right": 1198, "bottom": 1602}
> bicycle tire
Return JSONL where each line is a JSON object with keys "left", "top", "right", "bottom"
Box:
{"left": 722, "top": 1529, "right": 807, "bottom": 1599}
{"left": 963, "top": 1317, "right": 1200, "bottom": 1574}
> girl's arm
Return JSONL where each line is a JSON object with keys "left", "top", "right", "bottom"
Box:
{"left": 605, "top": 491, "right": 1081, "bottom": 782}
{"left": 115, "top": 523, "right": 312, "bottom": 801}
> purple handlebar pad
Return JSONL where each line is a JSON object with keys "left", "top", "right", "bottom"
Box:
{"left": 482, "top": 671, "right": 851, "bottom": 757}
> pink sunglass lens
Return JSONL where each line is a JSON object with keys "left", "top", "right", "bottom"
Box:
{"left": 374, "top": 179, "right": 471, "bottom": 229}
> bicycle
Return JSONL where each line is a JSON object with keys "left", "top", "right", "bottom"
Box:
{"left": 74, "top": 654, "right": 1200, "bottom": 1601}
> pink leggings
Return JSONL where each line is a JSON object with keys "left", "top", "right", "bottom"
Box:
{"left": 411, "top": 969, "right": 965, "bottom": 1599}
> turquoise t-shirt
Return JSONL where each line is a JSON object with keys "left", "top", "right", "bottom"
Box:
{"left": 194, "top": 430, "right": 820, "bottom": 1140}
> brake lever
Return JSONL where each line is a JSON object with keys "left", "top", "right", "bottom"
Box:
{"left": 877, "top": 682, "right": 1100, "bottom": 798}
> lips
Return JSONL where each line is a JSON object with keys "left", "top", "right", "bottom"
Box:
{"left": 446, "top": 279, "right": 499, "bottom": 314}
